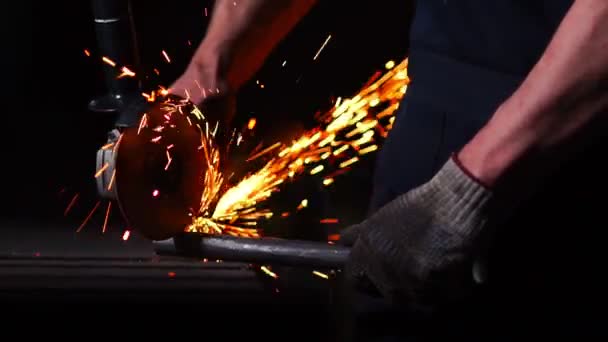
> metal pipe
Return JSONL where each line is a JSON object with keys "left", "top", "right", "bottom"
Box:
{"left": 154, "top": 234, "right": 350, "bottom": 269}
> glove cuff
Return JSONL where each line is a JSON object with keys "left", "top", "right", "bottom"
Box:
{"left": 423, "top": 155, "right": 494, "bottom": 238}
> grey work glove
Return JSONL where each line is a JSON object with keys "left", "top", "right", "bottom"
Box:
{"left": 344, "top": 156, "right": 494, "bottom": 313}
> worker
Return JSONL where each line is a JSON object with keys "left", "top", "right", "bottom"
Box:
{"left": 170, "top": 0, "right": 608, "bottom": 339}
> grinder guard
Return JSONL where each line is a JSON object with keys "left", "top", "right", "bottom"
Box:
{"left": 99, "top": 96, "right": 208, "bottom": 240}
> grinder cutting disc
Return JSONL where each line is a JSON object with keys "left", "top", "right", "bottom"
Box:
{"left": 114, "top": 96, "right": 207, "bottom": 240}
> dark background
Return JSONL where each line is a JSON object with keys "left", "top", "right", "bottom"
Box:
{"left": 1, "top": 0, "right": 413, "bottom": 237}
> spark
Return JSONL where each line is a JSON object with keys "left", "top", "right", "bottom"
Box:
{"left": 64, "top": 193, "right": 79, "bottom": 216}
{"left": 154, "top": 68, "right": 160, "bottom": 75}
{"left": 204, "top": 7, "right": 208, "bottom": 16}
{"left": 137, "top": 114, "right": 148, "bottom": 135}
{"left": 122, "top": 230, "right": 131, "bottom": 241}
{"left": 107, "top": 169, "right": 116, "bottom": 191}
{"left": 385, "top": 60, "right": 395, "bottom": 69}
{"left": 165, "top": 150, "right": 173, "bottom": 170}
{"left": 359, "top": 144, "right": 378, "bottom": 155}
{"left": 313, "top": 270, "right": 329, "bottom": 279}
{"left": 168, "top": 272, "right": 176, "bottom": 278}
{"left": 282, "top": 60, "right": 287, "bottom": 67}
{"left": 320, "top": 218, "right": 338, "bottom": 224}
{"left": 151, "top": 136, "right": 162, "bottom": 143}
{"left": 101, "top": 142, "right": 114, "bottom": 150}
{"left": 297, "top": 199, "right": 308, "bottom": 211}
{"left": 167, "top": 144, "right": 174, "bottom": 150}
{"left": 260, "top": 266, "right": 278, "bottom": 279}
{"left": 212, "top": 121, "right": 219, "bottom": 137}
{"left": 313, "top": 34, "right": 332, "bottom": 61}
{"left": 76, "top": 201, "right": 101, "bottom": 233}
{"left": 246, "top": 142, "right": 281, "bottom": 162}
{"left": 118, "top": 66, "right": 136, "bottom": 78}
{"left": 117, "top": 59, "right": 410, "bottom": 238}
{"left": 332, "top": 145, "right": 349, "bottom": 156}
{"left": 328, "top": 234, "right": 340, "bottom": 241}
{"left": 339, "top": 157, "right": 359, "bottom": 169}
{"left": 84, "top": 49, "right": 91, "bottom": 57}
{"left": 102, "top": 201, "right": 112, "bottom": 233}
{"left": 310, "top": 165, "right": 324, "bottom": 175}
{"left": 95, "top": 163, "right": 109, "bottom": 178}
{"left": 102, "top": 56, "right": 116, "bottom": 67}
{"left": 162, "top": 50, "right": 171, "bottom": 63}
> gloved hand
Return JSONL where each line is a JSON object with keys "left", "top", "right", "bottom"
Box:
{"left": 343, "top": 155, "right": 495, "bottom": 313}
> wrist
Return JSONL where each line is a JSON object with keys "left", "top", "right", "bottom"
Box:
{"left": 191, "top": 40, "right": 234, "bottom": 90}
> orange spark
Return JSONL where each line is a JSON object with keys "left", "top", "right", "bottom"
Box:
{"left": 281, "top": 212, "right": 290, "bottom": 218}
{"left": 322, "top": 178, "right": 334, "bottom": 186}
{"left": 328, "top": 234, "right": 340, "bottom": 241}
{"left": 151, "top": 136, "right": 162, "bottom": 143}
{"left": 152, "top": 189, "right": 160, "bottom": 197}
{"left": 64, "top": 193, "right": 79, "bottom": 216}
{"left": 107, "top": 169, "right": 116, "bottom": 191}
{"left": 260, "top": 266, "right": 278, "bottom": 279}
{"left": 95, "top": 163, "right": 109, "bottom": 178}
{"left": 332, "top": 145, "right": 349, "bottom": 156}
{"left": 76, "top": 201, "right": 101, "bottom": 233}
{"left": 339, "top": 157, "right": 359, "bottom": 169}
{"left": 122, "top": 230, "right": 131, "bottom": 241}
{"left": 101, "top": 142, "right": 114, "bottom": 150}
{"left": 168, "top": 272, "right": 176, "bottom": 278}
{"left": 147, "top": 90, "right": 156, "bottom": 103}
{"left": 153, "top": 68, "right": 160, "bottom": 75}
{"left": 320, "top": 218, "right": 339, "bottom": 224}
{"left": 247, "top": 118, "right": 257, "bottom": 130}
{"left": 246, "top": 142, "right": 281, "bottom": 162}
{"left": 310, "top": 165, "right": 324, "bottom": 175}
{"left": 102, "top": 56, "right": 116, "bottom": 67}
{"left": 118, "top": 66, "right": 136, "bottom": 78}
{"left": 297, "top": 199, "right": 308, "bottom": 211}
{"left": 102, "top": 201, "right": 112, "bottom": 233}
{"left": 84, "top": 49, "right": 91, "bottom": 57}
{"left": 162, "top": 50, "right": 171, "bottom": 63}
{"left": 313, "top": 271, "right": 329, "bottom": 279}
{"left": 137, "top": 113, "right": 148, "bottom": 135}
{"left": 165, "top": 150, "right": 173, "bottom": 170}
{"left": 358, "top": 144, "right": 378, "bottom": 155}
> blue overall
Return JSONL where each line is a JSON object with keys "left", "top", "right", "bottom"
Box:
{"left": 348, "top": 0, "right": 608, "bottom": 339}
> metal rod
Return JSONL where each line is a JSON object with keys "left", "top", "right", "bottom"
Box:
{"left": 154, "top": 234, "right": 350, "bottom": 269}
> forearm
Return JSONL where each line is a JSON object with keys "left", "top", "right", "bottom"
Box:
{"left": 196, "top": 0, "right": 316, "bottom": 90}
{"left": 459, "top": 0, "right": 608, "bottom": 189}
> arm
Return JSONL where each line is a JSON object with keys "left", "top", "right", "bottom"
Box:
{"left": 344, "top": 0, "right": 608, "bottom": 309}
{"left": 459, "top": 0, "right": 608, "bottom": 192}
{"left": 170, "top": 0, "right": 317, "bottom": 104}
